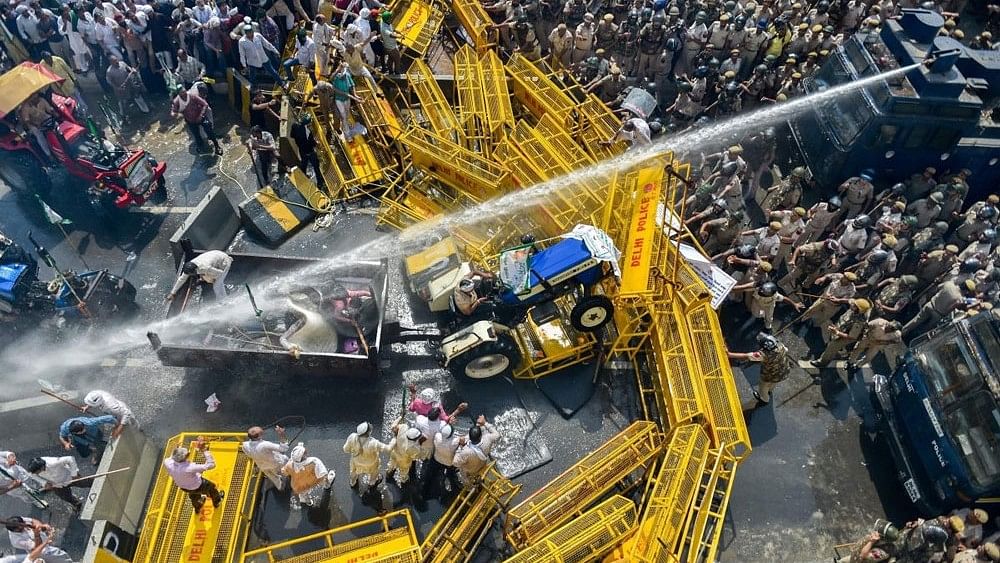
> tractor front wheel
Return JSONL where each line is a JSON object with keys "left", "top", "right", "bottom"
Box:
{"left": 0, "top": 150, "right": 50, "bottom": 198}
{"left": 449, "top": 334, "right": 520, "bottom": 380}
{"left": 570, "top": 295, "right": 614, "bottom": 332}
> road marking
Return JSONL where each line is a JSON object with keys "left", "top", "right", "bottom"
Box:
{"left": 0, "top": 392, "right": 79, "bottom": 413}
{"left": 100, "top": 358, "right": 151, "bottom": 368}
{"left": 127, "top": 206, "right": 197, "bottom": 214}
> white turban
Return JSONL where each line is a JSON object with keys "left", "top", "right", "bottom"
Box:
{"left": 405, "top": 427, "right": 421, "bottom": 441}
{"left": 356, "top": 422, "right": 370, "bottom": 435}
{"left": 418, "top": 388, "right": 436, "bottom": 403}
{"left": 290, "top": 443, "right": 306, "bottom": 463}
{"left": 84, "top": 390, "right": 105, "bottom": 408}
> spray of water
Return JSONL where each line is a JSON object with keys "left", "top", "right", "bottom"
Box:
{"left": 0, "top": 64, "right": 918, "bottom": 387}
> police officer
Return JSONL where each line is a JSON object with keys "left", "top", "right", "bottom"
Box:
{"left": 728, "top": 332, "right": 791, "bottom": 405}
{"left": 810, "top": 298, "right": 871, "bottom": 368}
{"left": 801, "top": 272, "right": 858, "bottom": 339}
{"left": 739, "top": 19, "right": 770, "bottom": 79}
{"left": 637, "top": 13, "right": 667, "bottom": 80}
{"left": 915, "top": 245, "right": 960, "bottom": 288}
{"left": 572, "top": 12, "right": 596, "bottom": 64}
{"left": 682, "top": 11, "right": 709, "bottom": 73}
{"left": 951, "top": 205, "right": 998, "bottom": 246}
{"left": 548, "top": 23, "right": 574, "bottom": 68}
{"left": 902, "top": 279, "right": 977, "bottom": 337}
{"left": 838, "top": 214, "right": 872, "bottom": 266}
{"left": 772, "top": 207, "right": 807, "bottom": 272}
{"left": 699, "top": 210, "right": 746, "bottom": 256}
{"left": 798, "top": 196, "right": 842, "bottom": 244}
{"left": 901, "top": 220, "right": 949, "bottom": 271}
{"left": 872, "top": 274, "right": 918, "bottom": 319}
{"left": 838, "top": 169, "right": 876, "bottom": 219}
{"left": 743, "top": 220, "right": 783, "bottom": 262}
{"left": 759, "top": 166, "right": 806, "bottom": 215}
{"left": 594, "top": 13, "right": 617, "bottom": 53}
{"left": 744, "top": 281, "right": 803, "bottom": 330}
{"left": 906, "top": 191, "right": 945, "bottom": 229}
{"left": 779, "top": 238, "right": 839, "bottom": 293}
{"left": 904, "top": 166, "right": 938, "bottom": 202}
{"left": 848, "top": 317, "right": 902, "bottom": 371}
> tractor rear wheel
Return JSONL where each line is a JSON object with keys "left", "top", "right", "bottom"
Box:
{"left": 450, "top": 334, "right": 520, "bottom": 380}
{"left": 0, "top": 150, "right": 50, "bottom": 198}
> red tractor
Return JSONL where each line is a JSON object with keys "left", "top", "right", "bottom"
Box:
{"left": 0, "top": 62, "right": 166, "bottom": 213}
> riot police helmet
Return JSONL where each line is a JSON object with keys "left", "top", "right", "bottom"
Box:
{"left": 678, "top": 81, "right": 693, "bottom": 92}
{"left": 520, "top": 234, "right": 536, "bottom": 245}
{"left": 979, "top": 205, "right": 998, "bottom": 220}
{"left": 735, "top": 14, "right": 747, "bottom": 26}
{"left": 759, "top": 282, "right": 778, "bottom": 296}
{"left": 960, "top": 258, "right": 983, "bottom": 274}
{"left": 867, "top": 250, "right": 889, "bottom": 264}
{"left": 641, "top": 7, "right": 653, "bottom": 19}
{"left": 652, "top": 12, "right": 666, "bottom": 24}
{"left": 827, "top": 195, "right": 842, "bottom": 210}
{"left": 754, "top": 63, "right": 768, "bottom": 74}
{"left": 790, "top": 166, "right": 808, "bottom": 178}
{"left": 666, "top": 37, "right": 682, "bottom": 51}
{"left": 627, "top": 8, "right": 640, "bottom": 20}
{"left": 989, "top": 269, "right": 1000, "bottom": 283}
{"left": 921, "top": 524, "right": 950, "bottom": 548}
{"left": 734, "top": 243, "right": 757, "bottom": 259}
{"left": 853, "top": 214, "right": 872, "bottom": 229}
{"left": 721, "top": 161, "right": 739, "bottom": 176}
{"left": 695, "top": 10, "right": 707, "bottom": 21}
{"left": 933, "top": 220, "right": 950, "bottom": 234}
{"left": 982, "top": 228, "right": 997, "bottom": 242}
{"left": 694, "top": 116, "right": 711, "bottom": 127}
{"left": 708, "top": 57, "right": 721, "bottom": 69}
{"left": 669, "top": 5, "right": 681, "bottom": 16}
{"left": 860, "top": 168, "right": 876, "bottom": 181}
{"left": 816, "top": 0, "right": 829, "bottom": 10}
{"left": 756, "top": 332, "right": 779, "bottom": 351}
{"left": 725, "top": 81, "right": 740, "bottom": 94}
{"left": 648, "top": 120, "right": 664, "bottom": 135}
{"left": 890, "top": 182, "right": 906, "bottom": 193}
{"left": 693, "top": 65, "right": 711, "bottom": 77}
{"left": 823, "top": 238, "right": 841, "bottom": 252}
{"left": 652, "top": 0, "right": 667, "bottom": 10}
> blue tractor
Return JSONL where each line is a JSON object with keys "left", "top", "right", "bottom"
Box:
{"left": 0, "top": 233, "right": 136, "bottom": 321}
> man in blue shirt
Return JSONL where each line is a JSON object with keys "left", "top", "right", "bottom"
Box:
{"left": 58, "top": 415, "right": 119, "bottom": 465}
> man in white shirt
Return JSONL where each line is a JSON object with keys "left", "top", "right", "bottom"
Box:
{"left": 311, "top": 14, "right": 336, "bottom": 76}
{"left": 241, "top": 425, "right": 289, "bottom": 490}
{"left": 166, "top": 249, "right": 233, "bottom": 301}
{"left": 26, "top": 456, "right": 89, "bottom": 511}
{"left": 5, "top": 518, "right": 72, "bottom": 563}
{"left": 238, "top": 26, "right": 283, "bottom": 86}
{"left": 82, "top": 390, "right": 137, "bottom": 433}
{"left": 281, "top": 29, "right": 316, "bottom": 77}
{"left": 163, "top": 440, "right": 223, "bottom": 512}
{"left": 0, "top": 452, "right": 40, "bottom": 507}
{"left": 453, "top": 415, "right": 501, "bottom": 484}
{"left": 424, "top": 424, "right": 460, "bottom": 495}
{"left": 92, "top": 12, "right": 123, "bottom": 59}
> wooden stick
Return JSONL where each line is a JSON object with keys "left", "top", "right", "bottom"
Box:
{"left": 354, "top": 322, "right": 370, "bottom": 356}
{"left": 62, "top": 467, "right": 131, "bottom": 486}
{"left": 39, "top": 389, "right": 85, "bottom": 412}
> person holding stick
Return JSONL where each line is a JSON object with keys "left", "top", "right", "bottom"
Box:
{"left": 0, "top": 521, "right": 60, "bottom": 563}
{"left": 164, "top": 438, "right": 224, "bottom": 513}
{"left": 4, "top": 517, "right": 72, "bottom": 563}
{"left": 26, "top": 456, "right": 92, "bottom": 511}
{"left": 82, "top": 390, "right": 137, "bottom": 435}
{"left": 58, "top": 415, "right": 119, "bottom": 465}
{"left": 0, "top": 451, "right": 43, "bottom": 508}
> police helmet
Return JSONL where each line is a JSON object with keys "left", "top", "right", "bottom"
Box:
{"left": 666, "top": 37, "right": 682, "bottom": 51}
{"left": 921, "top": 524, "right": 950, "bottom": 547}
{"left": 641, "top": 7, "right": 653, "bottom": 18}
{"left": 754, "top": 63, "right": 768, "bottom": 74}
{"left": 735, "top": 15, "right": 747, "bottom": 26}
{"left": 648, "top": 120, "right": 664, "bottom": 135}
{"left": 853, "top": 214, "right": 872, "bottom": 229}
{"left": 734, "top": 244, "right": 757, "bottom": 259}
{"left": 790, "top": 166, "right": 808, "bottom": 178}
{"left": 694, "top": 65, "right": 711, "bottom": 77}
{"left": 520, "top": 234, "right": 536, "bottom": 245}
{"left": 721, "top": 161, "right": 739, "bottom": 176}
{"left": 725, "top": 81, "right": 740, "bottom": 94}
{"left": 695, "top": 10, "right": 708, "bottom": 21}
{"left": 989, "top": 269, "right": 1000, "bottom": 283}
{"left": 816, "top": 0, "right": 829, "bottom": 10}
{"left": 860, "top": 168, "right": 876, "bottom": 181}
{"left": 694, "top": 116, "right": 712, "bottom": 127}
{"left": 678, "top": 81, "right": 694, "bottom": 92}
{"left": 824, "top": 238, "right": 841, "bottom": 252}
{"left": 890, "top": 182, "right": 906, "bottom": 193}
{"left": 652, "top": 12, "right": 666, "bottom": 24}
{"left": 868, "top": 249, "right": 889, "bottom": 264}
{"left": 827, "top": 195, "right": 842, "bottom": 210}
{"left": 627, "top": 8, "right": 640, "bottom": 20}
{"left": 586, "top": 56, "right": 600, "bottom": 67}
{"left": 982, "top": 228, "right": 997, "bottom": 242}
{"left": 980, "top": 205, "right": 998, "bottom": 220}
{"left": 708, "top": 57, "right": 721, "bottom": 69}
{"left": 932, "top": 221, "right": 950, "bottom": 234}
{"left": 960, "top": 258, "right": 983, "bottom": 274}
{"left": 759, "top": 282, "right": 778, "bottom": 296}
{"left": 669, "top": 6, "right": 680, "bottom": 16}
{"left": 652, "top": 0, "right": 666, "bottom": 10}
{"left": 756, "top": 332, "right": 779, "bottom": 351}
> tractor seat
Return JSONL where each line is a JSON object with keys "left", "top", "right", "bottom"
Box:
{"left": 56, "top": 120, "right": 85, "bottom": 143}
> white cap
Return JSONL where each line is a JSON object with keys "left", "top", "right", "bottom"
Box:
{"left": 405, "top": 427, "right": 421, "bottom": 440}
{"left": 290, "top": 443, "right": 306, "bottom": 462}
{"left": 84, "top": 390, "right": 105, "bottom": 408}
{"left": 439, "top": 424, "right": 453, "bottom": 438}
{"left": 419, "top": 388, "right": 436, "bottom": 402}
{"left": 356, "top": 422, "right": 370, "bottom": 435}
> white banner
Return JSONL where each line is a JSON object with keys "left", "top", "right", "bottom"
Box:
{"left": 499, "top": 245, "right": 533, "bottom": 294}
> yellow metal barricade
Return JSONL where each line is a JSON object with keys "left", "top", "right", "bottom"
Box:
{"left": 505, "top": 54, "right": 576, "bottom": 121}
{"left": 511, "top": 295, "right": 599, "bottom": 380}
{"left": 132, "top": 433, "right": 261, "bottom": 563}
{"left": 393, "top": 0, "right": 446, "bottom": 58}
{"left": 398, "top": 127, "right": 509, "bottom": 200}
{"left": 626, "top": 424, "right": 711, "bottom": 563}
{"left": 505, "top": 421, "right": 661, "bottom": 550}
{"left": 421, "top": 463, "right": 521, "bottom": 563}
{"left": 575, "top": 94, "right": 626, "bottom": 160}
{"left": 480, "top": 50, "right": 515, "bottom": 138}
{"left": 453, "top": 45, "right": 491, "bottom": 156}
{"left": 354, "top": 78, "right": 406, "bottom": 145}
{"left": 241, "top": 509, "right": 421, "bottom": 562}
{"left": 503, "top": 495, "right": 637, "bottom": 563}
{"left": 407, "top": 59, "right": 464, "bottom": 142}
{"left": 451, "top": 0, "right": 496, "bottom": 52}
{"left": 681, "top": 446, "right": 739, "bottom": 563}
{"left": 685, "top": 303, "right": 753, "bottom": 458}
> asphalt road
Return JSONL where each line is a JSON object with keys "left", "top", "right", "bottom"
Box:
{"left": 0, "top": 82, "right": 918, "bottom": 562}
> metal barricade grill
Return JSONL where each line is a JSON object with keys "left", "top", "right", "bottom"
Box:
{"left": 453, "top": 46, "right": 491, "bottom": 157}
{"left": 628, "top": 424, "right": 711, "bottom": 562}
{"left": 132, "top": 433, "right": 260, "bottom": 563}
{"left": 504, "top": 421, "right": 661, "bottom": 550}
{"left": 449, "top": 0, "right": 495, "bottom": 52}
{"left": 502, "top": 495, "right": 638, "bottom": 563}
{"left": 240, "top": 509, "right": 421, "bottom": 563}
{"left": 505, "top": 54, "right": 576, "bottom": 121}
{"left": 393, "top": 0, "right": 445, "bottom": 58}
{"left": 680, "top": 446, "right": 739, "bottom": 563}
{"left": 397, "top": 127, "right": 509, "bottom": 200}
{"left": 407, "top": 59, "right": 465, "bottom": 142}
{"left": 421, "top": 463, "right": 521, "bottom": 563}
{"left": 481, "top": 51, "right": 515, "bottom": 138}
